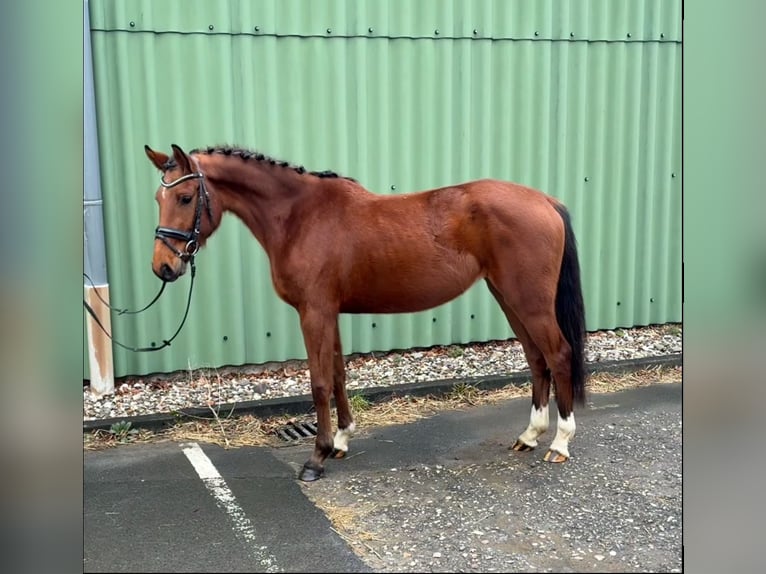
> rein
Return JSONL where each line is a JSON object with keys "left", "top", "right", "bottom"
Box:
{"left": 83, "top": 262, "right": 196, "bottom": 353}
{"left": 83, "top": 272, "right": 167, "bottom": 316}
{"left": 82, "top": 169, "right": 211, "bottom": 353}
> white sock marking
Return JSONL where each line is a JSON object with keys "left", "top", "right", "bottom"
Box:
{"left": 333, "top": 421, "right": 356, "bottom": 452}
{"left": 549, "top": 413, "right": 576, "bottom": 458}
{"left": 181, "top": 443, "right": 281, "bottom": 572}
{"left": 517, "top": 404, "right": 549, "bottom": 447}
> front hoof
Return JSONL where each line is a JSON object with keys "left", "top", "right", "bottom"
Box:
{"left": 512, "top": 439, "right": 535, "bottom": 452}
{"left": 543, "top": 449, "right": 569, "bottom": 463}
{"left": 330, "top": 448, "right": 347, "bottom": 459}
{"left": 298, "top": 464, "right": 324, "bottom": 482}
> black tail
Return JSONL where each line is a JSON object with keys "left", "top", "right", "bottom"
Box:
{"left": 552, "top": 203, "right": 587, "bottom": 405}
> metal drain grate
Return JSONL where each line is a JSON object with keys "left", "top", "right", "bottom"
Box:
{"left": 275, "top": 421, "right": 318, "bottom": 442}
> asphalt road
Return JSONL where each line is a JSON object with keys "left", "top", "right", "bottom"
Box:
{"left": 84, "top": 383, "right": 682, "bottom": 573}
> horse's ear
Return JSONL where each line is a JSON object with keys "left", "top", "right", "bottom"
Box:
{"left": 171, "top": 144, "right": 195, "bottom": 174}
{"left": 145, "top": 145, "right": 169, "bottom": 171}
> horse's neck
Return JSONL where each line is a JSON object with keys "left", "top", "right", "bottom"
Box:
{"left": 198, "top": 155, "right": 314, "bottom": 253}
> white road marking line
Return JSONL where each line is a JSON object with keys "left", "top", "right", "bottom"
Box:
{"left": 181, "top": 442, "right": 281, "bottom": 572}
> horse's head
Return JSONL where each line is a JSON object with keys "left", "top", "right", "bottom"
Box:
{"left": 144, "top": 144, "right": 215, "bottom": 282}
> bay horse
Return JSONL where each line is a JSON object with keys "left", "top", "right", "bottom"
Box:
{"left": 144, "top": 144, "right": 587, "bottom": 481}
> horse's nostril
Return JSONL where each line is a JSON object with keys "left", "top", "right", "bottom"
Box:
{"left": 160, "top": 263, "right": 175, "bottom": 281}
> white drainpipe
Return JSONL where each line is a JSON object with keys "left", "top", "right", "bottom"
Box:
{"left": 83, "top": 0, "right": 114, "bottom": 396}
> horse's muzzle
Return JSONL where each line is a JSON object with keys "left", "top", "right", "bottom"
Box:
{"left": 155, "top": 261, "right": 185, "bottom": 282}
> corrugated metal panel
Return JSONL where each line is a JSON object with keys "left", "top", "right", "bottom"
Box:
{"left": 87, "top": 0, "right": 681, "bottom": 378}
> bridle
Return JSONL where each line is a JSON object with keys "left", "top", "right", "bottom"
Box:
{"left": 82, "top": 167, "right": 213, "bottom": 353}
{"left": 154, "top": 170, "right": 213, "bottom": 262}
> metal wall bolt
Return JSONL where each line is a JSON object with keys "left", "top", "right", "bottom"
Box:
{"left": 671, "top": 172, "right": 676, "bottom": 178}
{"left": 129, "top": 21, "right": 135, "bottom": 28}
{"left": 391, "top": 185, "right": 396, "bottom": 191}
{"left": 223, "top": 336, "right": 228, "bottom": 341}
{"left": 660, "top": 33, "right": 665, "bottom": 39}
{"left": 254, "top": 26, "right": 260, "bottom": 32}
{"left": 473, "top": 29, "right": 478, "bottom": 35}
{"left": 209, "top": 24, "right": 214, "bottom": 30}
{"left": 368, "top": 27, "right": 374, "bottom": 33}
{"left": 327, "top": 28, "right": 332, "bottom": 34}
{"left": 627, "top": 32, "right": 632, "bottom": 38}
{"left": 584, "top": 176, "right": 589, "bottom": 182}
{"left": 371, "top": 322, "right": 377, "bottom": 328}
{"left": 570, "top": 32, "right": 575, "bottom": 38}
{"left": 266, "top": 331, "right": 272, "bottom": 338}
{"left": 434, "top": 29, "right": 440, "bottom": 35}
{"left": 534, "top": 31, "right": 539, "bottom": 36}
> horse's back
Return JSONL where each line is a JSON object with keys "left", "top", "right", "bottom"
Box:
{"left": 338, "top": 177, "right": 566, "bottom": 269}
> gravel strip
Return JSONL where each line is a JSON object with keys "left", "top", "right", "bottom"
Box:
{"left": 83, "top": 324, "right": 682, "bottom": 422}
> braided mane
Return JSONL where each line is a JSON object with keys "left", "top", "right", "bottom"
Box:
{"left": 161, "top": 145, "right": 355, "bottom": 182}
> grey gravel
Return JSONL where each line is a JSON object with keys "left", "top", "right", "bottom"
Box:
{"left": 83, "top": 324, "right": 681, "bottom": 421}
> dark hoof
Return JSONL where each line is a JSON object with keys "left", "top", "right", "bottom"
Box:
{"left": 512, "top": 439, "right": 535, "bottom": 452}
{"left": 298, "top": 464, "right": 324, "bottom": 482}
{"left": 543, "top": 449, "right": 569, "bottom": 463}
{"left": 330, "top": 448, "right": 347, "bottom": 459}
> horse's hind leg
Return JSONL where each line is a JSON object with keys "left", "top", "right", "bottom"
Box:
{"left": 504, "top": 297, "right": 576, "bottom": 462}
{"left": 487, "top": 275, "right": 576, "bottom": 462}
{"left": 330, "top": 321, "right": 355, "bottom": 459}
{"left": 522, "top": 314, "right": 577, "bottom": 463}
{"left": 487, "top": 281, "right": 552, "bottom": 451}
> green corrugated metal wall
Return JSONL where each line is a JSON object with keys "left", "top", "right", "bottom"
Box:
{"left": 86, "top": 0, "right": 682, "bottom": 379}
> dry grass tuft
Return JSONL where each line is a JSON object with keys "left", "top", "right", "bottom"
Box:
{"left": 164, "top": 413, "right": 301, "bottom": 448}
{"left": 83, "top": 427, "right": 159, "bottom": 451}
{"left": 586, "top": 364, "right": 681, "bottom": 393}
{"left": 317, "top": 503, "right": 378, "bottom": 538}
{"left": 310, "top": 501, "right": 383, "bottom": 557}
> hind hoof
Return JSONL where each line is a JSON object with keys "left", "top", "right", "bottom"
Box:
{"left": 298, "top": 464, "right": 324, "bottom": 482}
{"left": 330, "top": 448, "right": 347, "bottom": 459}
{"left": 512, "top": 439, "right": 535, "bottom": 452}
{"left": 543, "top": 449, "right": 569, "bottom": 463}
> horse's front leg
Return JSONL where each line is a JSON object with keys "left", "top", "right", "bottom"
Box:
{"left": 297, "top": 307, "right": 337, "bottom": 482}
{"left": 330, "top": 320, "right": 355, "bottom": 459}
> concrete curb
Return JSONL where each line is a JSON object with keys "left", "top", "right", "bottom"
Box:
{"left": 83, "top": 353, "right": 682, "bottom": 433}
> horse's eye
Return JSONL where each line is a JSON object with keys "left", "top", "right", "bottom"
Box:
{"left": 179, "top": 195, "right": 193, "bottom": 205}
